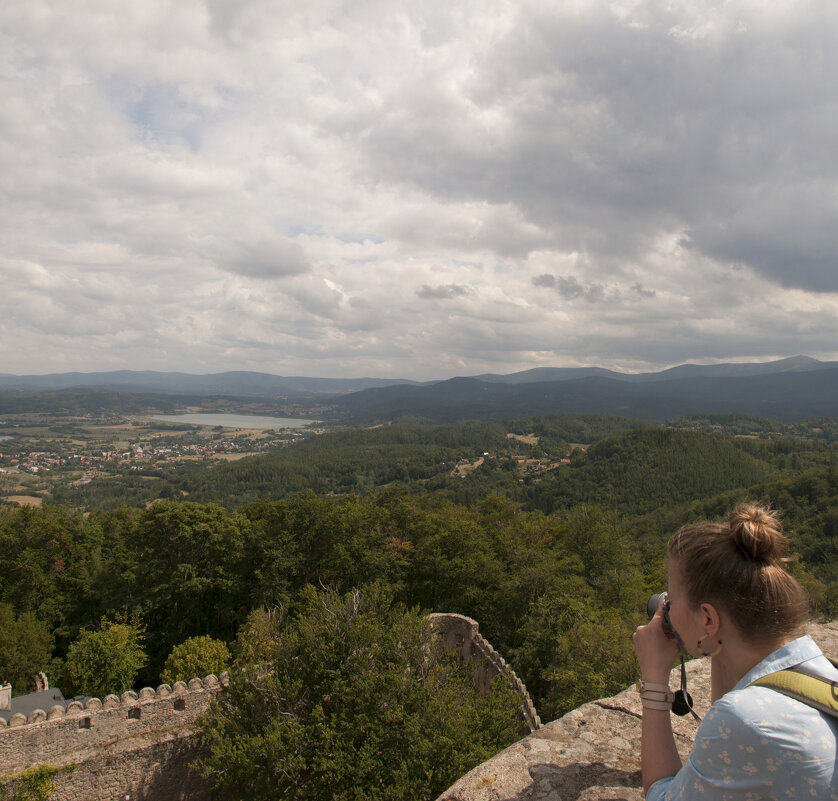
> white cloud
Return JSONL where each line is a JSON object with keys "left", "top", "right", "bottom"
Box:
{"left": 1, "top": 0, "right": 837, "bottom": 379}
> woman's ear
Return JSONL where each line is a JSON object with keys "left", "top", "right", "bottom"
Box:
{"left": 698, "top": 602, "right": 721, "bottom": 636}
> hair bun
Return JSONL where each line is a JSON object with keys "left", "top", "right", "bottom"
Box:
{"left": 729, "top": 504, "right": 787, "bottom": 563}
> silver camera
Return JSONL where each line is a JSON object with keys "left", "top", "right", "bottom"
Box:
{"left": 647, "top": 591, "right": 670, "bottom": 622}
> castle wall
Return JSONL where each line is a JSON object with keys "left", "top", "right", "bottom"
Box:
{"left": 0, "top": 615, "right": 539, "bottom": 800}
{"left": 428, "top": 613, "right": 541, "bottom": 732}
{"left": 434, "top": 621, "right": 838, "bottom": 801}
{"left": 0, "top": 674, "right": 227, "bottom": 801}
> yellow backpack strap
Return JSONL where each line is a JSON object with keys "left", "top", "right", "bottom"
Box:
{"left": 751, "top": 667, "right": 838, "bottom": 719}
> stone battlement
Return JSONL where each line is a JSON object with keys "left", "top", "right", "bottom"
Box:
{"left": 0, "top": 613, "right": 537, "bottom": 800}
{"left": 0, "top": 674, "right": 228, "bottom": 800}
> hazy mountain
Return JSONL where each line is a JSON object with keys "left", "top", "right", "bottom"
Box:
{"left": 1, "top": 356, "right": 830, "bottom": 396}
{"left": 473, "top": 367, "right": 625, "bottom": 384}
{"left": 2, "top": 357, "right": 836, "bottom": 423}
{"left": 330, "top": 366, "right": 838, "bottom": 424}
{"left": 475, "top": 355, "right": 834, "bottom": 385}
{"left": 636, "top": 355, "right": 835, "bottom": 382}
{"left": 0, "top": 370, "right": 421, "bottom": 396}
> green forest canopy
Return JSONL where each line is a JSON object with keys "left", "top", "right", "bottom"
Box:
{"left": 3, "top": 414, "right": 838, "bottom": 797}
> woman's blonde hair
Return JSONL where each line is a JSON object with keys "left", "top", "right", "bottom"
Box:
{"left": 667, "top": 504, "right": 808, "bottom": 644}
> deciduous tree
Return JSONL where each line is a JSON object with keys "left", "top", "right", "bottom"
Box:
{"left": 63, "top": 617, "right": 146, "bottom": 697}
{"left": 200, "top": 585, "right": 523, "bottom": 801}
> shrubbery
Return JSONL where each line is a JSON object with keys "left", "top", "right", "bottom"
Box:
{"left": 199, "top": 585, "right": 524, "bottom": 801}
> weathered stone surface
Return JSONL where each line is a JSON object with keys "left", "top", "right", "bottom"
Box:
{"left": 431, "top": 613, "right": 541, "bottom": 731}
{"left": 4, "top": 617, "right": 835, "bottom": 801}
{"left": 0, "top": 677, "right": 224, "bottom": 801}
{"left": 435, "top": 621, "right": 838, "bottom": 801}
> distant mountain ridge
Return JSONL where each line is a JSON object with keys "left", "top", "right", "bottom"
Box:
{"left": 0, "top": 356, "right": 832, "bottom": 395}
{"left": 473, "top": 355, "right": 833, "bottom": 384}
{"left": 2, "top": 357, "right": 837, "bottom": 423}
{"left": 330, "top": 359, "right": 838, "bottom": 424}
{"left": 0, "top": 370, "right": 422, "bottom": 396}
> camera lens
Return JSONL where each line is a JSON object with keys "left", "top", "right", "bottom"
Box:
{"left": 647, "top": 592, "right": 668, "bottom": 619}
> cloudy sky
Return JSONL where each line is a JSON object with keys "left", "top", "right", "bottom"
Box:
{"left": 2, "top": 0, "right": 837, "bottom": 380}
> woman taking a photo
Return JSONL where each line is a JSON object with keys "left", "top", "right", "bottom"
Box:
{"left": 633, "top": 504, "right": 838, "bottom": 799}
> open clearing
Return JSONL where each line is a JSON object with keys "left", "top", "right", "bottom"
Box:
{"left": 3, "top": 495, "right": 43, "bottom": 507}
{"left": 506, "top": 433, "right": 539, "bottom": 445}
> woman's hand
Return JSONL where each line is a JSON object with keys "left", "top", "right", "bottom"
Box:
{"left": 633, "top": 604, "right": 681, "bottom": 684}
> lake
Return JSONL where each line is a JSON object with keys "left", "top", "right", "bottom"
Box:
{"left": 146, "top": 413, "right": 318, "bottom": 430}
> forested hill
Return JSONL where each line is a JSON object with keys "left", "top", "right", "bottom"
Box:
{"left": 5, "top": 411, "right": 838, "bottom": 800}
{"left": 523, "top": 428, "right": 773, "bottom": 516}
{"left": 331, "top": 367, "right": 838, "bottom": 424}
{"left": 175, "top": 426, "right": 775, "bottom": 514}
{"left": 50, "top": 414, "right": 837, "bottom": 514}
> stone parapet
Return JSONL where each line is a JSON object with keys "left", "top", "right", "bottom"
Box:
{"left": 429, "top": 613, "right": 541, "bottom": 732}
{"left": 435, "top": 621, "right": 838, "bottom": 801}
{"left": 0, "top": 673, "right": 228, "bottom": 801}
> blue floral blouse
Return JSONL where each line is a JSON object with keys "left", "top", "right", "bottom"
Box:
{"left": 647, "top": 635, "right": 838, "bottom": 801}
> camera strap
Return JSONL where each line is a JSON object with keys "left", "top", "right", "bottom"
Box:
{"left": 750, "top": 665, "right": 838, "bottom": 719}
{"left": 673, "top": 650, "right": 701, "bottom": 721}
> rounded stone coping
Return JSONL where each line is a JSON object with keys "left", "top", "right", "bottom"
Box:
{"left": 429, "top": 612, "right": 541, "bottom": 731}
{"left": 0, "top": 673, "right": 227, "bottom": 731}
{"left": 435, "top": 622, "right": 838, "bottom": 801}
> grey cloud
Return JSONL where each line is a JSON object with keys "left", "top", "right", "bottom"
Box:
{"left": 687, "top": 193, "right": 838, "bottom": 292}
{"left": 632, "top": 283, "right": 655, "bottom": 298}
{"left": 532, "top": 274, "right": 607, "bottom": 303}
{"left": 417, "top": 284, "right": 472, "bottom": 299}
{"left": 222, "top": 238, "right": 311, "bottom": 279}
{"left": 556, "top": 277, "right": 585, "bottom": 300}
{"left": 5, "top": 1, "right": 838, "bottom": 379}
{"left": 360, "top": 4, "right": 838, "bottom": 293}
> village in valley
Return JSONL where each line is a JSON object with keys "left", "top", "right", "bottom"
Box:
{"left": 0, "top": 414, "right": 311, "bottom": 507}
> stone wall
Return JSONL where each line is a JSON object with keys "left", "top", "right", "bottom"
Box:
{"left": 0, "top": 614, "right": 538, "bottom": 800}
{"left": 16, "top": 614, "right": 827, "bottom": 800}
{"left": 429, "top": 613, "right": 541, "bottom": 732}
{"left": 0, "top": 674, "right": 228, "bottom": 801}
{"left": 434, "top": 621, "right": 838, "bottom": 801}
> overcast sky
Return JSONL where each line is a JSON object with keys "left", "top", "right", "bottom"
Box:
{"left": 2, "top": 0, "right": 837, "bottom": 380}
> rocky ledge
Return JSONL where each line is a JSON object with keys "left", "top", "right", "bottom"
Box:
{"left": 435, "top": 621, "right": 838, "bottom": 801}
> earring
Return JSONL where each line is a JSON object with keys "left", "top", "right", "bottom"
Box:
{"left": 697, "top": 635, "right": 723, "bottom": 658}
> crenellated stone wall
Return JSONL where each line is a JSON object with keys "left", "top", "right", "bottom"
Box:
{"left": 0, "top": 613, "right": 540, "bottom": 800}
{"left": 0, "top": 674, "right": 228, "bottom": 801}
